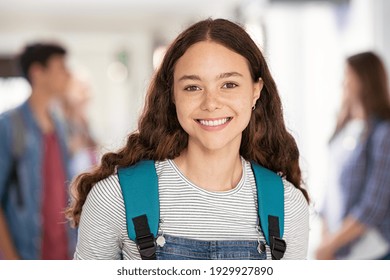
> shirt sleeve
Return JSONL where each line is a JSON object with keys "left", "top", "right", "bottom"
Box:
{"left": 74, "top": 175, "right": 126, "bottom": 260}
{"left": 350, "top": 122, "right": 390, "bottom": 226}
{"left": 282, "top": 180, "right": 310, "bottom": 260}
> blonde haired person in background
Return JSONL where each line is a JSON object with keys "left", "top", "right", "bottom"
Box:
{"left": 60, "top": 74, "right": 99, "bottom": 180}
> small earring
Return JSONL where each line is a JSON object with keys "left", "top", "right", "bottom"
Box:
{"left": 252, "top": 105, "right": 256, "bottom": 111}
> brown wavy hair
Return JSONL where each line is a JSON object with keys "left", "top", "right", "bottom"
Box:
{"left": 66, "top": 18, "right": 309, "bottom": 227}
{"left": 331, "top": 51, "right": 390, "bottom": 141}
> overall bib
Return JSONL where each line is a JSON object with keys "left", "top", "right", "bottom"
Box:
{"left": 155, "top": 234, "right": 267, "bottom": 260}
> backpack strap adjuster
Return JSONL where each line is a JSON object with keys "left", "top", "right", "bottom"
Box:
{"left": 133, "top": 215, "right": 157, "bottom": 260}
{"left": 136, "top": 235, "right": 156, "bottom": 260}
{"left": 270, "top": 236, "right": 286, "bottom": 260}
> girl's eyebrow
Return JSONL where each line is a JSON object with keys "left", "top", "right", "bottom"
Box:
{"left": 178, "top": 74, "right": 201, "bottom": 82}
{"left": 217, "top": 72, "right": 243, "bottom": 79}
{"left": 178, "top": 72, "right": 243, "bottom": 82}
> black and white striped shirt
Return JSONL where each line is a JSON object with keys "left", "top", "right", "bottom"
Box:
{"left": 75, "top": 159, "right": 309, "bottom": 260}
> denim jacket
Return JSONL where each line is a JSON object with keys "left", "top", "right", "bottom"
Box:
{"left": 0, "top": 100, "right": 76, "bottom": 259}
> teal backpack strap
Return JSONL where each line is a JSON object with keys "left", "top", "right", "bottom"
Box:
{"left": 117, "top": 160, "right": 159, "bottom": 260}
{"left": 251, "top": 162, "right": 286, "bottom": 260}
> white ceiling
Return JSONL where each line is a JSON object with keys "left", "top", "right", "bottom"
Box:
{"left": 0, "top": 0, "right": 241, "bottom": 13}
{"left": 0, "top": 0, "right": 244, "bottom": 31}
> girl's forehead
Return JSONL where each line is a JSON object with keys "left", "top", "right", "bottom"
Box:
{"left": 173, "top": 41, "right": 250, "bottom": 78}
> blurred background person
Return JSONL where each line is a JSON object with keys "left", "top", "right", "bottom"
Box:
{"left": 316, "top": 52, "right": 390, "bottom": 260}
{"left": 0, "top": 43, "right": 76, "bottom": 259}
{"left": 59, "top": 74, "right": 99, "bottom": 180}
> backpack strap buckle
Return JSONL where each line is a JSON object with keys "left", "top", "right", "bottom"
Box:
{"left": 270, "top": 236, "right": 286, "bottom": 260}
{"left": 133, "top": 215, "right": 157, "bottom": 260}
{"left": 136, "top": 234, "right": 157, "bottom": 260}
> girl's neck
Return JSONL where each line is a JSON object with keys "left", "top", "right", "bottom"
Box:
{"left": 174, "top": 146, "right": 243, "bottom": 192}
{"left": 350, "top": 101, "right": 366, "bottom": 120}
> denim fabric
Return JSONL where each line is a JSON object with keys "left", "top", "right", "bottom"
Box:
{"left": 155, "top": 234, "right": 267, "bottom": 260}
{"left": 0, "top": 101, "right": 76, "bottom": 259}
{"left": 333, "top": 119, "right": 390, "bottom": 257}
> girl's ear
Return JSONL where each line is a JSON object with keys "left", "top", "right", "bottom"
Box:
{"left": 252, "top": 77, "right": 263, "bottom": 106}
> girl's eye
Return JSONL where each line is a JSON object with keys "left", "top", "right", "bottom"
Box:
{"left": 222, "top": 82, "right": 238, "bottom": 89}
{"left": 184, "top": 85, "right": 201, "bottom": 91}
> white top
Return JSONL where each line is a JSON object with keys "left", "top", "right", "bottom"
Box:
{"left": 74, "top": 159, "right": 309, "bottom": 260}
{"left": 325, "top": 120, "right": 365, "bottom": 232}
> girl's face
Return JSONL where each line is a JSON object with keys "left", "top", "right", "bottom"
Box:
{"left": 343, "top": 64, "right": 362, "bottom": 105}
{"left": 173, "top": 41, "right": 262, "bottom": 152}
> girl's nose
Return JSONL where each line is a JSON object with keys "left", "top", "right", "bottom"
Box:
{"left": 200, "top": 90, "right": 222, "bottom": 111}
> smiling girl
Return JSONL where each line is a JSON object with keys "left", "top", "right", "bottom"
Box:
{"left": 66, "top": 18, "right": 309, "bottom": 260}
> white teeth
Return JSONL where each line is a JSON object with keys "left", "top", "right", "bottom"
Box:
{"left": 199, "top": 117, "right": 230, "bottom": 127}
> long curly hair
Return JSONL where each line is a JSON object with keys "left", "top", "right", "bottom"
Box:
{"left": 66, "top": 18, "right": 309, "bottom": 227}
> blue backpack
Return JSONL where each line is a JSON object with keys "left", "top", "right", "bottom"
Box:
{"left": 118, "top": 160, "right": 286, "bottom": 260}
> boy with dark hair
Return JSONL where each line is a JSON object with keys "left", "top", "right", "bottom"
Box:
{"left": 0, "top": 42, "right": 76, "bottom": 259}
{"left": 19, "top": 43, "right": 67, "bottom": 82}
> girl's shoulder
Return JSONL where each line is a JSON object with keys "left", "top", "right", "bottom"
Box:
{"left": 244, "top": 159, "right": 308, "bottom": 209}
{"left": 282, "top": 179, "right": 309, "bottom": 209}
{"left": 368, "top": 120, "right": 390, "bottom": 152}
{"left": 88, "top": 173, "right": 123, "bottom": 202}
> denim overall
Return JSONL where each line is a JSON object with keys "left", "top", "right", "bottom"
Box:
{"left": 154, "top": 234, "right": 267, "bottom": 260}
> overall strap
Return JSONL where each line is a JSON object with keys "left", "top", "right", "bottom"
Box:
{"left": 251, "top": 162, "right": 286, "bottom": 260}
{"left": 117, "top": 160, "right": 159, "bottom": 260}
